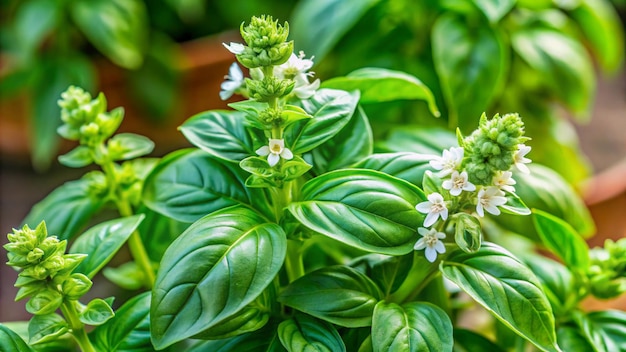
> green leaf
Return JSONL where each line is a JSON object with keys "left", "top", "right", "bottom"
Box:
{"left": 26, "top": 289, "right": 63, "bottom": 315}
{"left": 432, "top": 12, "right": 507, "bottom": 132}
{"left": 282, "top": 156, "right": 313, "bottom": 181}
{"left": 90, "top": 292, "right": 152, "bottom": 352}
{"left": 354, "top": 152, "right": 435, "bottom": 187}
{"left": 0, "top": 324, "right": 34, "bottom": 351}
{"left": 23, "top": 178, "right": 106, "bottom": 241}
{"left": 102, "top": 262, "right": 145, "bottom": 291}
{"left": 311, "top": 105, "right": 373, "bottom": 174}
{"left": 70, "top": 215, "right": 145, "bottom": 278}
{"left": 377, "top": 127, "right": 457, "bottom": 155}
{"left": 350, "top": 253, "right": 414, "bottom": 297}
{"left": 80, "top": 298, "right": 115, "bottom": 326}
{"left": 278, "top": 265, "right": 383, "bottom": 328}
{"left": 532, "top": 209, "right": 589, "bottom": 270}
{"left": 512, "top": 28, "right": 595, "bottom": 120}
{"left": 322, "top": 68, "right": 439, "bottom": 117}
{"left": 193, "top": 305, "right": 270, "bottom": 340}
{"left": 108, "top": 133, "right": 155, "bottom": 161}
{"left": 71, "top": 0, "right": 147, "bottom": 69}
{"left": 150, "top": 206, "right": 287, "bottom": 349}
{"left": 569, "top": 0, "right": 624, "bottom": 74}
{"left": 501, "top": 190, "right": 532, "bottom": 215}
{"left": 290, "top": 0, "right": 383, "bottom": 63}
{"left": 422, "top": 170, "right": 445, "bottom": 195}
{"left": 240, "top": 156, "right": 279, "bottom": 178}
{"left": 372, "top": 301, "right": 453, "bottom": 352}
{"left": 278, "top": 314, "right": 346, "bottom": 352}
{"left": 586, "top": 310, "right": 626, "bottom": 352}
{"left": 453, "top": 328, "right": 507, "bottom": 352}
{"left": 287, "top": 89, "right": 360, "bottom": 154}
{"left": 472, "top": 0, "right": 515, "bottom": 23}
{"left": 453, "top": 213, "right": 482, "bottom": 253}
{"left": 143, "top": 148, "right": 273, "bottom": 223}
{"left": 557, "top": 325, "right": 594, "bottom": 352}
{"left": 180, "top": 110, "right": 255, "bottom": 162}
{"left": 441, "top": 242, "right": 560, "bottom": 352}
{"left": 58, "top": 146, "right": 93, "bottom": 168}
{"left": 136, "top": 205, "right": 189, "bottom": 262}
{"left": 13, "top": 0, "right": 59, "bottom": 58}
{"left": 188, "top": 324, "right": 286, "bottom": 352}
{"left": 522, "top": 254, "right": 574, "bottom": 317}
{"left": 28, "top": 313, "right": 68, "bottom": 345}
{"left": 288, "top": 169, "right": 425, "bottom": 255}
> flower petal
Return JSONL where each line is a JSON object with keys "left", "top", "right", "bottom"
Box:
{"left": 425, "top": 247, "right": 437, "bottom": 262}
{"left": 256, "top": 146, "right": 270, "bottom": 156}
{"left": 267, "top": 153, "right": 280, "bottom": 167}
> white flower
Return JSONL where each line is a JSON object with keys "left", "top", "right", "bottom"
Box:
{"left": 219, "top": 62, "right": 245, "bottom": 100}
{"left": 415, "top": 192, "right": 448, "bottom": 227}
{"left": 514, "top": 144, "right": 532, "bottom": 174}
{"left": 414, "top": 227, "right": 446, "bottom": 263}
{"left": 293, "top": 76, "right": 321, "bottom": 99}
{"left": 492, "top": 171, "right": 516, "bottom": 193}
{"left": 442, "top": 170, "right": 476, "bottom": 196}
{"left": 223, "top": 42, "right": 245, "bottom": 55}
{"left": 476, "top": 186, "right": 507, "bottom": 217}
{"left": 275, "top": 51, "right": 320, "bottom": 99}
{"left": 429, "top": 147, "right": 464, "bottom": 177}
{"left": 256, "top": 139, "right": 293, "bottom": 167}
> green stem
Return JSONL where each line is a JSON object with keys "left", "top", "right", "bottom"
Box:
{"left": 61, "top": 301, "right": 95, "bottom": 352}
{"left": 285, "top": 239, "right": 305, "bottom": 282}
{"left": 117, "top": 199, "right": 155, "bottom": 288}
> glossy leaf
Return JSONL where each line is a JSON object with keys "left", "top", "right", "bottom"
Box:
{"left": 278, "top": 314, "right": 346, "bottom": 352}
{"left": 151, "top": 206, "right": 286, "bottom": 349}
{"left": 278, "top": 265, "right": 383, "bottom": 327}
{"left": 143, "top": 149, "right": 273, "bottom": 223}
{"left": 90, "top": 292, "right": 152, "bottom": 352}
{"left": 180, "top": 110, "right": 255, "bottom": 163}
{"left": 193, "top": 305, "right": 269, "bottom": 340}
{"left": 522, "top": 254, "right": 574, "bottom": 317}
{"left": 453, "top": 213, "right": 482, "bottom": 253}
{"left": 288, "top": 169, "right": 425, "bottom": 255}
{"left": 441, "top": 242, "right": 560, "bottom": 352}
{"left": 102, "top": 262, "right": 145, "bottom": 291}
{"left": 354, "top": 152, "right": 435, "bottom": 187}
{"left": 108, "top": 133, "right": 155, "bottom": 161}
{"left": 532, "top": 209, "right": 589, "bottom": 270}
{"left": 453, "top": 328, "right": 507, "bottom": 352}
{"left": 71, "top": 0, "right": 147, "bottom": 69}
{"left": 23, "top": 178, "right": 106, "bottom": 240}
{"left": 136, "top": 206, "right": 189, "bottom": 262}
{"left": 350, "top": 253, "right": 414, "bottom": 297}
{"left": 512, "top": 28, "right": 594, "bottom": 119}
{"left": 432, "top": 12, "right": 507, "bottom": 132}
{"left": 377, "top": 127, "right": 456, "bottom": 156}
{"left": 0, "top": 324, "right": 33, "bottom": 351}
{"left": 311, "top": 105, "right": 373, "bottom": 174}
{"left": 188, "top": 324, "right": 286, "bottom": 352}
{"left": 586, "top": 310, "right": 626, "bottom": 352}
{"left": 501, "top": 190, "right": 532, "bottom": 216}
{"left": 70, "top": 215, "right": 144, "bottom": 278}
{"left": 287, "top": 89, "right": 360, "bottom": 154}
{"left": 58, "top": 146, "right": 93, "bottom": 168}
{"left": 79, "top": 299, "right": 115, "bottom": 326}
{"left": 28, "top": 313, "right": 68, "bottom": 345}
{"left": 322, "top": 68, "right": 439, "bottom": 116}
{"left": 372, "top": 301, "right": 453, "bottom": 352}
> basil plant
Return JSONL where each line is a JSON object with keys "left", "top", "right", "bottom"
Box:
{"left": 2, "top": 15, "right": 625, "bottom": 352}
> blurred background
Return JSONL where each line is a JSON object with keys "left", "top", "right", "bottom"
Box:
{"left": 1, "top": 0, "right": 625, "bottom": 320}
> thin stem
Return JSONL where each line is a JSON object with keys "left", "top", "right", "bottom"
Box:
{"left": 285, "top": 239, "right": 305, "bottom": 282}
{"left": 61, "top": 301, "right": 96, "bottom": 352}
{"left": 117, "top": 199, "right": 155, "bottom": 288}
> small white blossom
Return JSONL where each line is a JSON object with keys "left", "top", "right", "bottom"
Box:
{"left": 514, "top": 144, "right": 532, "bottom": 174}
{"left": 430, "top": 147, "right": 464, "bottom": 177}
{"left": 476, "top": 186, "right": 507, "bottom": 217}
{"left": 293, "top": 75, "right": 321, "bottom": 99}
{"left": 442, "top": 170, "right": 476, "bottom": 196}
{"left": 256, "top": 139, "right": 293, "bottom": 167}
{"left": 493, "top": 171, "right": 516, "bottom": 193}
{"left": 219, "top": 62, "right": 245, "bottom": 100}
{"left": 414, "top": 227, "right": 446, "bottom": 263}
{"left": 415, "top": 192, "right": 448, "bottom": 227}
{"left": 223, "top": 42, "right": 245, "bottom": 55}
{"left": 275, "top": 51, "right": 320, "bottom": 99}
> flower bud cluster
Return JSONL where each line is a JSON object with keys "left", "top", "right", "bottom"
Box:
{"left": 4, "top": 222, "right": 91, "bottom": 314}
{"left": 57, "top": 86, "right": 123, "bottom": 147}
{"left": 237, "top": 15, "right": 293, "bottom": 68}
{"left": 588, "top": 238, "right": 626, "bottom": 299}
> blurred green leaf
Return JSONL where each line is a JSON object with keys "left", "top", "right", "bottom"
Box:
{"left": 532, "top": 209, "right": 589, "bottom": 270}
{"left": 472, "top": 0, "right": 515, "bottom": 23}
{"left": 13, "top": 0, "right": 58, "bottom": 59}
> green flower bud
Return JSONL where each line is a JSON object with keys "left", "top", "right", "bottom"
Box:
{"left": 62, "top": 273, "right": 93, "bottom": 300}
{"left": 42, "top": 255, "right": 65, "bottom": 273}
{"left": 84, "top": 171, "right": 109, "bottom": 197}
{"left": 25, "top": 289, "right": 63, "bottom": 315}
{"left": 246, "top": 76, "right": 294, "bottom": 102}
{"left": 22, "top": 263, "right": 51, "bottom": 280}
{"left": 26, "top": 248, "right": 44, "bottom": 263}
{"left": 58, "top": 86, "right": 92, "bottom": 113}
{"left": 236, "top": 16, "right": 294, "bottom": 68}
{"left": 258, "top": 107, "right": 284, "bottom": 127}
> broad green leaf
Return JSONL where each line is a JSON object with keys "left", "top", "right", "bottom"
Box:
{"left": 493, "top": 164, "right": 595, "bottom": 241}
{"left": 441, "top": 242, "right": 560, "bottom": 352}
{"left": 572, "top": 311, "right": 611, "bottom": 352}
{"left": 108, "top": 133, "right": 155, "bottom": 161}
{"left": 432, "top": 13, "right": 507, "bottom": 132}
{"left": 586, "top": 310, "right": 626, "bottom": 352}
{"left": 143, "top": 149, "right": 273, "bottom": 223}
{"left": 136, "top": 206, "right": 189, "bottom": 262}
{"left": 28, "top": 313, "right": 68, "bottom": 345}
{"left": 71, "top": 0, "right": 147, "bottom": 69}
{"left": 278, "top": 265, "right": 383, "bottom": 327}
{"left": 103, "top": 261, "right": 145, "bottom": 291}
{"left": 322, "top": 68, "right": 439, "bottom": 117}
{"left": 23, "top": 178, "right": 106, "bottom": 240}
{"left": 58, "top": 146, "right": 93, "bottom": 168}
{"left": 278, "top": 314, "right": 346, "bottom": 352}
{"left": 522, "top": 254, "right": 574, "bottom": 317}
{"left": 0, "top": 324, "right": 34, "bottom": 351}
{"left": 472, "top": 0, "right": 515, "bottom": 23}
{"left": 453, "top": 328, "right": 507, "bottom": 352}
{"left": 90, "top": 292, "right": 152, "bottom": 352}
{"left": 311, "top": 105, "right": 373, "bottom": 174}
{"left": 377, "top": 127, "right": 456, "bottom": 155}
{"left": 290, "top": 0, "right": 383, "bottom": 62}
{"left": 354, "top": 152, "right": 435, "bottom": 187}
{"left": 512, "top": 28, "right": 595, "bottom": 120}
{"left": 453, "top": 213, "right": 482, "bottom": 253}
{"left": 372, "top": 301, "right": 453, "bottom": 352}
{"left": 287, "top": 89, "right": 360, "bottom": 154}
{"left": 188, "top": 324, "right": 286, "bottom": 352}
{"left": 13, "top": 0, "right": 58, "bottom": 57}
{"left": 79, "top": 298, "right": 115, "bottom": 326}
{"left": 557, "top": 325, "right": 594, "bottom": 352}
{"left": 501, "top": 190, "right": 532, "bottom": 216}
{"left": 570, "top": 0, "right": 624, "bottom": 74}
{"left": 150, "top": 206, "right": 286, "bottom": 349}
{"left": 532, "top": 209, "right": 589, "bottom": 270}
{"left": 179, "top": 110, "right": 255, "bottom": 162}
{"left": 288, "top": 169, "right": 425, "bottom": 255}
{"left": 193, "top": 305, "right": 269, "bottom": 340}
{"left": 70, "top": 215, "right": 144, "bottom": 278}
{"left": 350, "top": 253, "right": 414, "bottom": 297}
